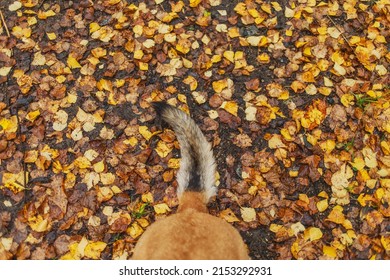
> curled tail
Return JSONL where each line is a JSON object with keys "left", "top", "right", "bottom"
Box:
{"left": 153, "top": 102, "right": 216, "bottom": 204}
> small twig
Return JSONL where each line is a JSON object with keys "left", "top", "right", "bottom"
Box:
{"left": 326, "top": 15, "right": 353, "bottom": 51}
{"left": 14, "top": 108, "right": 28, "bottom": 192}
{"left": 0, "top": 8, "right": 10, "bottom": 37}
{"left": 38, "top": 0, "right": 48, "bottom": 10}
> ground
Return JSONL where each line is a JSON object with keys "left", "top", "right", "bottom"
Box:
{"left": 0, "top": 0, "right": 389, "bottom": 260}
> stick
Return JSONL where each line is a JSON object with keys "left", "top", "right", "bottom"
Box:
{"left": 0, "top": 8, "right": 10, "bottom": 37}
{"left": 326, "top": 15, "right": 353, "bottom": 50}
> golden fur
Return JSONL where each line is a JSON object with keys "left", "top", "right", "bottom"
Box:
{"left": 132, "top": 192, "right": 249, "bottom": 260}
{"left": 131, "top": 103, "right": 249, "bottom": 260}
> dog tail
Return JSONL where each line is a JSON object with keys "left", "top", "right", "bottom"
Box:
{"left": 153, "top": 102, "right": 217, "bottom": 205}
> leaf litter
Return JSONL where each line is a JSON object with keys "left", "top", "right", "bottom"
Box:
{"left": 0, "top": 0, "right": 389, "bottom": 260}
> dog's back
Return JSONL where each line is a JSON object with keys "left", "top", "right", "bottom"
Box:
{"left": 132, "top": 103, "right": 248, "bottom": 260}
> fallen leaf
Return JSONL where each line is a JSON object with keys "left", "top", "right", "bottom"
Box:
{"left": 154, "top": 203, "right": 171, "bottom": 214}
{"left": 219, "top": 209, "right": 240, "bottom": 223}
{"left": 240, "top": 207, "right": 256, "bottom": 222}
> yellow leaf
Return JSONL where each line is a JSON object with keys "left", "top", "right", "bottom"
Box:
{"left": 133, "top": 49, "right": 144, "bottom": 60}
{"left": 176, "top": 43, "right": 190, "bottom": 54}
{"left": 326, "top": 205, "right": 345, "bottom": 225}
{"left": 271, "top": 2, "right": 282, "bottom": 11}
{"left": 362, "top": 147, "right": 378, "bottom": 168}
{"left": 340, "top": 93, "right": 354, "bottom": 107}
{"left": 46, "top": 32, "right": 56, "bottom": 40}
{"left": 228, "top": 27, "right": 240, "bottom": 38}
{"left": 167, "top": 158, "right": 180, "bottom": 169}
{"left": 142, "top": 192, "right": 154, "bottom": 203}
{"left": 299, "top": 193, "right": 309, "bottom": 204}
{"left": 97, "top": 78, "right": 113, "bottom": 92}
{"left": 123, "top": 136, "right": 138, "bottom": 147}
{"left": 115, "top": 79, "right": 125, "bottom": 88}
{"left": 139, "top": 62, "right": 149, "bottom": 71}
{"left": 304, "top": 227, "right": 323, "bottom": 241}
{"left": 223, "top": 50, "right": 234, "bottom": 63}
{"left": 91, "top": 47, "right": 107, "bottom": 58}
{"left": 138, "top": 126, "right": 155, "bottom": 140}
{"left": 318, "top": 191, "right": 329, "bottom": 199}
{"left": 0, "top": 66, "right": 12, "bottom": 76}
{"left": 327, "top": 27, "right": 341, "bottom": 38}
{"left": 280, "top": 128, "right": 293, "bottom": 141}
{"left": 0, "top": 171, "right": 26, "bottom": 193}
{"left": 269, "top": 223, "right": 283, "bottom": 233}
{"left": 285, "top": 6, "right": 294, "bottom": 18}
{"left": 381, "top": 236, "right": 390, "bottom": 252}
{"left": 155, "top": 140, "right": 172, "bottom": 158}
{"left": 305, "top": 84, "right": 317, "bottom": 95}
{"left": 261, "top": 3, "right": 272, "bottom": 14}
{"left": 257, "top": 53, "right": 270, "bottom": 63}
{"left": 164, "top": 33, "right": 176, "bottom": 43}
{"left": 381, "top": 141, "right": 390, "bottom": 155}
{"left": 357, "top": 193, "right": 373, "bottom": 207}
{"left": 323, "top": 245, "right": 337, "bottom": 258}
{"left": 0, "top": 116, "right": 18, "bottom": 133}
{"left": 67, "top": 54, "right": 82, "bottom": 69}
{"left": 31, "top": 51, "right": 46, "bottom": 66}
{"left": 234, "top": 3, "right": 247, "bottom": 16}
{"left": 376, "top": 65, "right": 387, "bottom": 76}
{"left": 183, "top": 76, "right": 198, "bottom": 91}
{"left": 108, "top": 0, "right": 121, "bottom": 4}
{"left": 154, "top": 203, "right": 171, "bottom": 214}
{"left": 350, "top": 157, "right": 365, "bottom": 170}
{"left": 246, "top": 36, "right": 260, "bottom": 46}
{"left": 93, "top": 160, "right": 105, "bottom": 173}
{"left": 127, "top": 222, "right": 144, "bottom": 239}
{"left": 319, "top": 139, "right": 335, "bottom": 154}
{"left": 60, "top": 243, "right": 78, "bottom": 260}
{"left": 240, "top": 207, "right": 256, "bottom": 222}
{"left": 318, "top": 87, "right": 332, "bottom": 96}
{"left": 189, "top": 0, "right": 201, "bottom": 7}
{"left": 9, "top": 1, "right": 22, "bottom": 11}
{"left": 26, "top": 110, "right": 40, "bottom": 122}
{"left": 37, "top": 10, "right": 56, "bottom": 19}
{"left": 137, "top": 218, "right": 150, "bottom": 228}
{"left": 219, "top": 208, "right": 240, "bottom": 223}
{"left": 28, "top": 215, "right": 50, "bottom": 233}
{"left": 220, "top": 101, "right": 238, "bottom": 116}
{"left": 111, "top": 185, "right": 122, "bottom": 194}
{"left": 27, "top": 16, "right": 37, "bottom": 26}
{"left": 100, "top": 172, "right": 115, "bottom": 185}
{"left": 212, "top": 79, "right": 228, "bottom": 93}
{"left": 84, "top": 241, "right": 107, "bottom": 260}
{"left": 268, "top": 134, "right": 286, "bottom": 149}
{"left": 12, "top": 26, "right": 32, "bottom": 39}
{"left": 74, "top": 156, "right": 91, "bottom": 169}
{"left": 98, "top": 186, "right": 114, "bottom": 202}
{"left": 333, "top": 63, "right": 346, "bottom": 76}
{"left": 89, "top": 22, "right": 101, "bottom": 33}
{"left": 331, "top": 163, "right": 353, "bottom": 189}
{"left": 290, "top": 222, "right": 305, "bottom": 236}
{"left": 143, "top": 39, "right": 155, "bottom": 48}
{"left": 316, "top": 199, "right": 328, "bottom": 212}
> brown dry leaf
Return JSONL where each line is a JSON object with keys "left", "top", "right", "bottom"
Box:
{"left": 233, "top": 133, "right": 253, "bottom": 148}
